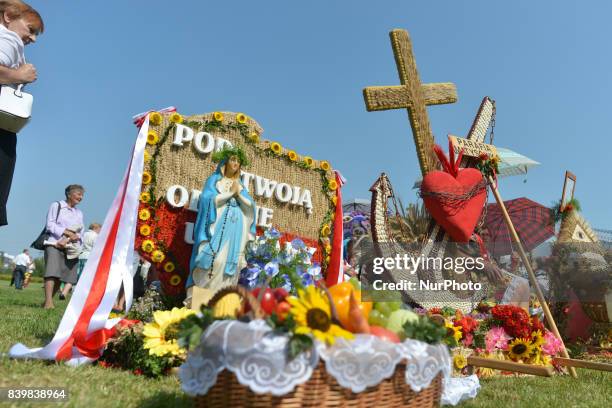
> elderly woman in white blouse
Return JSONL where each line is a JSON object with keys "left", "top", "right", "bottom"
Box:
{"left": 0, "top": 0, "right": 42, "bottom": 227}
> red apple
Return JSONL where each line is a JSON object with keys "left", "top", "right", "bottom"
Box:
{"left": 369, "top": 326, "right": 401, "bottom": 343}
{"left": 259, "top": 288, "right": 277, "bottom": 315}
{"left": 275, "top": 301, "right": 291, "bottom": 322}
{"left": 273, "top": 288, "right": 289, "bottom": 302}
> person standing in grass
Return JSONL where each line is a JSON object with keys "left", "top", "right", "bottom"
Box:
{"left": 11, "top": 248, "right": 31, "bottom": 289}
{"left": 76, "top": 222, "right": 101, "bottom": 282}
{"left": 42, "top": 185, "right": 85, "bottom": 309}
{"left": 0, "top": 0, "right": 43, "bottom": 227}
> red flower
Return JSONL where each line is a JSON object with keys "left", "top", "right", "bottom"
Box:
{"left": 479, "top": 153, "right": 489, "bottom": 161}
{"left": 530, "top": 316, "right": 545, "bottom": 332}
{"left": 491, "top": 305, "right": 531, "bottom": 338}
{"left": 133, "top": 369, "right": 143, "bottom": 376}
{"left": 456, "top": 316, "right": 478, "bottom": 334}
{"left": 429, "top": 307, "right": 443, "bottom": 315}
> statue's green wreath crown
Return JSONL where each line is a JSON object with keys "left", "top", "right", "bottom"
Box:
{"left": 211, "top": 146, "right": 249, "bottom": 166}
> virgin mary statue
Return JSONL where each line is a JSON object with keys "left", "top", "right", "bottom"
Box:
{"left": 186, "top": 146, "right": 256, "bottom": 301}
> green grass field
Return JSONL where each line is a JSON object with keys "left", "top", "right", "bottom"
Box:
{"left": 0, "top": 280, "right": 610, "bottom": 408}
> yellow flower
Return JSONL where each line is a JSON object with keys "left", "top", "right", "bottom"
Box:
{"left": 453, "top": 354, "right": 467, "bottom": 370}
{"left": 151, "top": 250, "right": 165, "bottom": 263}
{"left": 139, "top": 224, "right": 151, "bottom": 236}
{"left": 141, "top": 239, "right": 155, "bottom": 253}
{"left": 163, "top": 262, "right": 176, "bottom": 273}
{"left": 325, "top": 255, "right": 331, "bottom": 264}
{"left": 445, "top": 321, "right": 462, "bottom": 342}
{"left": 147, "top": 130, "right": 159, "bottom": 145}
{"left": 476, "top": 351, "right": 504, "bottom": 378}
{"left": 491, "top": 155, "right": 501, "bottom": 166}
{"left": 531, "top": 330, "right": 545, "bottom": 349}
{"left": 324, "top": 244, "right": 332, "bottom": 254}
{"left": 528, "top": 352, "right": 552, "bottom": 366}
{"left": 331, "top": 196, "right": 337, "bottom": 206}
{"left": 507, "top": 338, "right": 533, "bottom": 361}
{"left": 144, "top": 151, "right": 151, "bottom": 163}
{"left": 140, "top": 192, "right": 151, "bottom": 203}
{"left": 249, "top": 132, "right": 260, "bottom": 143}
{"left": 287, "top": 285, "right": 353, "bottom": 345}
{"left": 213, "top": 112, "right": 224, "bottom": 122}
{"left": 143, "top": 307, "right": 196, "bottom": 357}
{"left": 321, "top": 224, "right": 331, "bottom": 237}
{"left": 149, "top": 112, "right": 162, "bottom": 126}
{"left": 139, "top": 208, "right": 151, "bottom": 221}
{"left": 303, "top": 156, "right": 313, "bottom": 167}
{"left": 142, "top": 172, "right": 152, "bottom": 184}
{"left": 236, "top": 113, "right": 248, "bottom": 124}
{"left": 328, "top": 179, "right": 338, "bottom": 191}
{"left": 288, "top": 150, "right": 298, "bottom": 161}
{"left": 169, "top": 274, "right": 182, "bottom": 286}
{"left": 320, "top": 160, "right": 330, "bottom": 171}
{"left": 169, "top": 112, "right": 183, "bottom": 124}
{"left": 270, "top": 142, "right": 282, "bottom": 155}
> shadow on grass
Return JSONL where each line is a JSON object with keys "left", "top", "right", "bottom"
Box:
{"left": 138, "top": 390, "right": 192, "bottom": 408}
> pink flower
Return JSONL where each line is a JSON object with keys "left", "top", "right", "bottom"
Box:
{"left": 542, "top": 331, "right": 564, "bottom": 355}
{"left": 485, "top": 326, "right": 512, "bottom": 353}
{"left": 462, "top": 333, "right": 474, "bottom": 347}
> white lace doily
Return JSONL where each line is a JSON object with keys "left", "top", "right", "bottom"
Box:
{"left": 179, "top": 319, "right": 479, "bottom": 405}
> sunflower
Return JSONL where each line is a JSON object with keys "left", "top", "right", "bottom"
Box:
{"left": 453, "top": 354, "right": 468, "bottom": 370}
{"left": 445, "top": 321, "right": 462, "bottom": 342}
{"left": 331, "top": 196, "right": 337, "bottom": 206}
{"left": 287, "top": 285, "right": 353, "bottom": 345}
{"left": 213, "top": 112, "right": 224, "bottom": 122}
{"left": 151, "top": 250, "right": 165, "bottom": 263}
{"left": 528, "top": 351, "right": 552, "bottom": 366}
{"left": 149, "top": 112, "right": 162, "bottom": 126}
{"left": 249, "top": 132, "right": 260, "bottom": 143}
{"left": 169, "top": 112, "right": 183, "bottom": 124}
{"left": 507, "top": 338, "right": 533, "bottom": 361}
{"left": 142, "top": 172, "right": 152, "bottom": 184}
{"left": 303, "top": 156, "right": 313, "bottom": 167}
{"left": 319, "top": 160, "right": 330, "bottom": 171}
{"left": 143, "top": 307, "right": 196, "bottom": 357}
{"left": 270, "top": 142, "right": 282, "bottom": 155}
{"left": 325, "top": 255, "right": 331, "bottom": 264}
{"left": 531, "top": 330, "right": 545, "bottom": 349}
{"left": 236, "top": 113, "right": 248, "bottom": 124}
{"left": 144, "top": 151, "right": 151, "bottom": 163}
{"left": 169, "top": 274, "right": 182, "bottom": 286}
{"left": 328, "top": 179, "right": 338, "bottom": 191}
{"left": 321, "top": 224, "right": 331, "bottom": 237}
{"left": 147, "top": 130, "right": 159, "bottom": 145}
{"left": 324, "top": 244, "right": 332, "bottom": 254}
{"left": 163, "top": 261, "right": 176, "bottom": 273}
{"left": 139, "top": 208, "right": 151, "bottom": 221}
{"left": 288, "top": 150, "right": 298, "bottom": 161}
{"left": 141, "top": 239, "right": 155, "bottom": 253}
{"left": 140, "top": 192, "right": 151, "bottom": 203}
{"left": 476, "top": 351, "right": 505, "bottom": 378}
{"left": 139, "top": 224, "right": 151, "bottom": 236}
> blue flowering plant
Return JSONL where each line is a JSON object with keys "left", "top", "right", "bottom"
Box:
{"left": 238, "top": 227, "right": 322, "bottom": 293}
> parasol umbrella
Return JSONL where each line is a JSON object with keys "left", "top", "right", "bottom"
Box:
{"left": 496, "top": 147, "right": 540, "bottom": 178}
{"left": 484, "top": 197, "right": 554, "bottom": 258}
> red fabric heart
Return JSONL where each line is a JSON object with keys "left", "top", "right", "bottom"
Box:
{"left": 422, "top": 168, "right": 486, "bottom": 242}
{"left": 420, "top": 142, "right": 486, "bottom": 242}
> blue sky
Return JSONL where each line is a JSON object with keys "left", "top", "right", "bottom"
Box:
{"left": 1, "top": 0, "right": 610, "bottom": 256}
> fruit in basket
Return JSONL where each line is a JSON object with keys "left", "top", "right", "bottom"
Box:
{"left": 386, "top": 309, "right": 418, "bottom": 339}
{"left": 368, "top": 309, "right": 389, "bottom": 327}
{"left": 369, "top": 325, "right": 401, "bottom": 343}
{"left": 275, "top": 301, "right": 291, "bottom": 322}
{"left": 328, "top": 282, "right": 372, "bottom": 331}
{"left": 273, "top": 288, "right": 289, "bottom": 302}
{"left": 251, "top": 288, "right": 277, "bottom": 315}
{"left": 348, "top": 291, "right": 370, "bottom": 333}
{"left": 212, "top": 293, "right": 243, "bottom": 318}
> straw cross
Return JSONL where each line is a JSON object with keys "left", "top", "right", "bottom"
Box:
{"left": 363, "top": 29, "right": 457, "bottom": 175}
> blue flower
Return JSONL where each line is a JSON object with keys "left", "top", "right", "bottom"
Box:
{"left": 301, "top": 273, "right": 314, "bottom": 287}
{"left": 307, "top": 264, "right": 321, "bottom": 277}
{"left": 264, "top": 227, "right": 281, "bottom": 240}
{"left": 291, "top": 238, "right": 306, "bottom": 250}
{"left": 264, "top": 261, "right": 279, "bottom": 277}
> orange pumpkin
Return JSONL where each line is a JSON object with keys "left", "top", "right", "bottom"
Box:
{"left": 328, "top": 282, "right": 372, "bottom": 332}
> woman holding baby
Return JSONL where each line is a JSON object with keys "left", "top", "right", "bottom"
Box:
{"left": 42, "top": 184, "right": 85, "bottom": 309}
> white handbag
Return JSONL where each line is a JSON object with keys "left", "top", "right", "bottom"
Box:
{"left": 0, "top": 84, "right": 33, "bottom": 133}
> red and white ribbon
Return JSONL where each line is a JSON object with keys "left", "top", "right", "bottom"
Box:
{"left": 132, "top": 106, "right": 176, "bottom": 128}
{"left": 325, "top": 171, "right": 346, "bottom": 287}
{"left": 9, "top": 114, "right": 152, "bottom": 365}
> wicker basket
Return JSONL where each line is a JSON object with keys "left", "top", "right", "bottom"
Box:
{"left": 581, "top": 302, "right": 610, "bottom": 323}
{"left": 194, "top": 362, "right": 442, "bottom": 408}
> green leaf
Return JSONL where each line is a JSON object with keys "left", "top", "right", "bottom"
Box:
{"left": 287, "top": 334, "right": 313, "bottom": 360}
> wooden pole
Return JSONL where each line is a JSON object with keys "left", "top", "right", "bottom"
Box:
{"left": 468, "top": 356, "right": 554, "bottom": 377}
{"left": 553, "top": 357, "right": 612, "bottom": 372}
{"left": 487, "top": 176, "right": 577, "bottom": 378}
